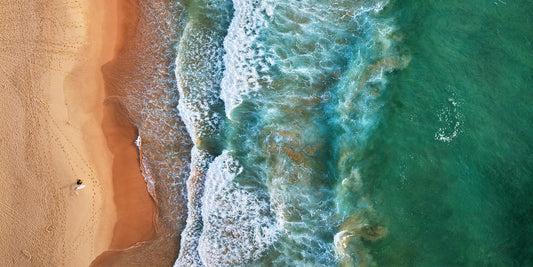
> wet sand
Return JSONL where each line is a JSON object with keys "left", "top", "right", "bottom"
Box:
{"left": 99, "top": 0, "right": 157, "bottom": 251}
{"left": 92, "top": 0, "right": 192, "bottom": 265}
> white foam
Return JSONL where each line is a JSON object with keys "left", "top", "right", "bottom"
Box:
{"left": 219, "top": 0, "right": 272, "bottom": 119}
{"left": 175, "top": 21, "right": 226, "bottom": 143}
{"left": 135, "top": 135, "right": 157, "bottom": 199}
{"left": 198, "top": 151, "right": 279, "bottom": 265}
{"left": 175, "top": 147, "right": 213, "bottom": 267}
{"left": 435, "top": 95, "right": 463, "bottom": 143}
{"left": 334, "top": 230, "right": 354, "bottom": 256}
{"left": 135, "top": 135, "right": 142, "bottom": 147}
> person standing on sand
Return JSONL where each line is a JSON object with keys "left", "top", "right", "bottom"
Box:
{"left": 75, "top": 179, "right": 85, "bottom": 190}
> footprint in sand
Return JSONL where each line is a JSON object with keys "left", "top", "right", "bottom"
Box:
{"left": 46, "top": 225, "right": 55, "bottom": 232}
{"left": 21, "top": 249, "right": 31, "bottom": 260}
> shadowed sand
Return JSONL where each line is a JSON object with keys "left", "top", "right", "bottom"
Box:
{"left": 0, "top": 0, "right": 157, "bottom": 265}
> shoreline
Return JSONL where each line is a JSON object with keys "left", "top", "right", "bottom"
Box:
{"left": 92, "top": 0, "right": 192, "bottom": 265}
{"left": 97, "top": 0, "right": 157, "bottom": 251}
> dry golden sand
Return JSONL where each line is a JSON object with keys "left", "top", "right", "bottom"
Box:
{"left": 0, "top": 0, "right": 156, "bottom": 265}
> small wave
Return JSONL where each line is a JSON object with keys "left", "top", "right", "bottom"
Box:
{"left": 219, "top": 0, "right": 272, "bottom": 119}
{"left": 198, "top": 151, "right": 279, "bottom": 265}
{"left": 174, "top": 1, "right": 233, "bottom": 265}
{"left": 175, "top": 24, "right": 227, "bottom": 147}
{"left": 175, "top": 148, "right": 213, "bottom": 266}
{"left": 435, "top": 89, "right": 463, "bottom": 143}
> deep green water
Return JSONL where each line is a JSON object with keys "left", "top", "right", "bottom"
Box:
{"left": 364, "top": 0, "right": 533, "bottom": 265}
{"left": 157, "top": 0, "right": 533, "bottom": 265}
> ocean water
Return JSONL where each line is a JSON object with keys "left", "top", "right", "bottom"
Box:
{"left": 131, "top": 0, "right": 533, "bottom": 265}
{"left": 364, "top": 1, "right": 533, "bottom": 266}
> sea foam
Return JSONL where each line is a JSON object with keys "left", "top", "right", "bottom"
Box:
{"left": 219, "top": 0, "right": 272, "bottom": 119}
{"left": 198, "top": 151, "right": 279, "bottom": 265}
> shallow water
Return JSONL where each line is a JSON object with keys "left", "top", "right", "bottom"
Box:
{"left": 126, "top": 0, "right": 533, "bottom": 265}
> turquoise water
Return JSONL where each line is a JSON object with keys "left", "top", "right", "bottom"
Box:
{"left": 365, "top": 1, "right": 533, "bottom": 265}
{"left": 135, "top": 0, "right": 533, "bottom": 265}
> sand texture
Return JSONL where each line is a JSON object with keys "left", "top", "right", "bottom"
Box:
{"left": 0, "top": 0, "right": 156, "bottom": 265}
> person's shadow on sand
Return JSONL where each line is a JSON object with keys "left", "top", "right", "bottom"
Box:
{"left": 62, "top": 179, "right": 86, "bottom": 195}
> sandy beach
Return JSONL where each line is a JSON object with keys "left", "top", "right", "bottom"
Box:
{"left": 0, "top": 0, "right": 156, "bottom": 265}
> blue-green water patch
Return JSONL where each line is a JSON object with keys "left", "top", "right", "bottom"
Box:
{"left": 364, "top": 0, "right": 533, "bottom": 265}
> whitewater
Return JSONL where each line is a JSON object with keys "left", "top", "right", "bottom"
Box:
{"left": 123, "top": 0, "right": 533, "bottom": 265}
{"left": 170, "top": 0, "right": 406, "bottom": 265}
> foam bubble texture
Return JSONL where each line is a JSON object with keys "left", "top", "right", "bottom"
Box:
{"left": 198, "top": 151, "right": 279, "bottom": 265}
{"left": 176, "top": 23, "right": 226, "bottom": 144}
{"left": 175, "top": 147, "right": 214, "bottom": 267}
{"left": 220, "top": 0, "right": 272, "bottom": 119}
